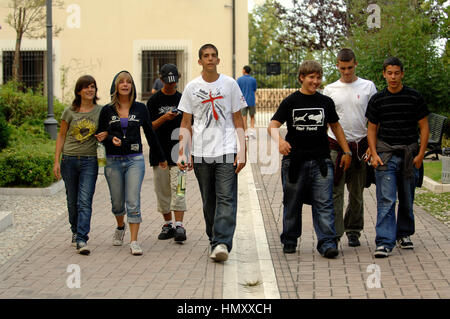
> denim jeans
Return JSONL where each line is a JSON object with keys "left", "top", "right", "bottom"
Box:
{"left": 330, "top": 149, "right": 366, "bottom": 239}
{"left": 193, "top": 154, "right": 237, "bottom": 252}
{"left": 374, "top": 154, "right": 418, "bottom": 249}
{"left": 104, "top": 155, "right": 145, "bottom": 224}
{"left": 280, "top": 158, "right": 337, "bottom": 255}
{"left": 60, "top": 155, "right": 98, "bottom": 243}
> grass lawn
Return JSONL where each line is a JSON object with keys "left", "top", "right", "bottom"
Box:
{"left": 417, "top": 152, "right": 449, "bottom": 227}
{"left": 423, "top": 160, "right": 442, "bottom": 182}
{"left": 415, "top": 189, "right": 450, "bottom": 227}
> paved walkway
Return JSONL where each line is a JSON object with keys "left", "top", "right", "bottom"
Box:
{"left": 0, "top": 129, "right": 449, "bottom": 299}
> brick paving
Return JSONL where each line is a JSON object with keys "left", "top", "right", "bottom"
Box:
{"left": 0, "top": 160, "right": 225, "bottom": 299}
{"left": 251, "top": 128, "right": 450, "bottom": 299}
{"left": 0, "top": 128, "right": 449, "bottom": 299}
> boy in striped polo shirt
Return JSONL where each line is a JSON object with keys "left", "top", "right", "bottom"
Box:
{"left": 366, "top": 57, "right": 430, "bottom": 258}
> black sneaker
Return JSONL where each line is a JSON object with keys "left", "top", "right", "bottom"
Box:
{"left": 283, "top": 244, "right": 296, "bottom": 254}
{"left": 71, "top": 233, "right": 77, "bottom": 247}
{"left": 323, "top": 247, "right": 339, "bottom": 259}
{"left": 397, "top": 236, "right": 414, "bottom": 249}
{"left": 374, "top": 246, "right": 392, "bottom": 258}
{"left": 174, "top": 225, "right": 187, "bottom": 242}
{"left": 347, "top": 234, "right": 361, "bottom": 247}
{"left": 158, "top": 224, "right": 175, "bottom": 240}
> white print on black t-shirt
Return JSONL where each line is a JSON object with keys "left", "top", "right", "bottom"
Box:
{"left": 109, "top": 115, "right": 120, "bottom": 125}
{"left": 128, "top": 115, "right": 139, "bottom": 122}
{"left": 292, "top": 108, "right": 324, "bottom": 131}
{"left": 158, "top": 106, "right": 178, "bottom": 114}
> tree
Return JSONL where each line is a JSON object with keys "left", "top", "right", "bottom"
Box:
{"left": 249, "top": 0, "right": 305, "bottom": 88}
{"left": 346, "top": 0, "right": 449, "bottom": 116}
{"left": 273, "top": 0, "right": 350, "bottom": 84}
{"left": 5, "top": 0, "right": 63, "bottom": 82}
{"left": 274, "top": 0, "right": 348, "bottom": 52}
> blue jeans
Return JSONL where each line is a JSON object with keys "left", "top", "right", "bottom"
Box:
{"left": 104, "top": 155, "right": 145, "bottom": 224}
{"left": 374, "top": 154, "right": 418, "bottom": 249}
{"left": 60, "top": 155, "right": 98, "bottom": 243}
{"left": 193, "top": 154, "right": 238, "bottom": 252}
{"left": 280, "top": 158, "right": 337, "bottom": 255}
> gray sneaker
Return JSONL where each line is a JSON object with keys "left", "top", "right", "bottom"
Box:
{"left": 76, "top": 242, "right": 90, "bottom": 255}
{"left": 174, "top": 225, "right": 187, "bottom": 242}
{"left": 130, "top": 241, "right": 143, "bottom": 255}
{"left": 113, "top": 225, "right": 126, "bottom": 246}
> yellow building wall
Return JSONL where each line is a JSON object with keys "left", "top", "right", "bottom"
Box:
{"left": 0, "top": 0, "right": 248, "bottom": 105}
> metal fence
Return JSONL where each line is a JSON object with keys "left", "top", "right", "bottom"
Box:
{"left": 252, "top": 61, "right": 300, "bottom": 89}
{"left": 254, "top": 88, "right": 297, "bottom": 127}
{"left": 249, "top": 61, "right": 301, "bottom": 127}
{"left": 2, "top": 50, "right": 45, "bottom": 91}
{"left": 141, "top": 50, "right": 186, "bottom": 101}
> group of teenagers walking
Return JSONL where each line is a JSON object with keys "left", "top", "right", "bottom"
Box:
{"left": 54, "top": 44, "right": 429, "bottom": 261}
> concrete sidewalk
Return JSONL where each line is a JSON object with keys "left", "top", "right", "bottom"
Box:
{"left": 0, "top": 130, "right": 449, "bottom": 299}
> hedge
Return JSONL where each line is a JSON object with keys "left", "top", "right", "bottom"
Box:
{"left": 0, "top": 81, "right": 64, "bottom": 187}
{"left": 0, "top": 115, "right": 10, "bottom": 150}
{"left": 0, "top": 81, "right": 65, "bottom": 126}
{"left": 0, "top": 147, "right": 55, "bottom": 187}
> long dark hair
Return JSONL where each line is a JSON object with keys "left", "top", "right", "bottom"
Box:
{"left": 71, "top": 75, "right": 99, "bottom": 111}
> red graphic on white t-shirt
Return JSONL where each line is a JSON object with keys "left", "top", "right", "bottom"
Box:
{"left": 202, "top": 91, "right": 224, "bottom": 120}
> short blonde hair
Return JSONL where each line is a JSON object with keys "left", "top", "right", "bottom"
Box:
{"left": 298, "top": 60, "right": 323, "bottom": 83}
{"left": 111, "top": 71, "right": 135, "bottom": 108}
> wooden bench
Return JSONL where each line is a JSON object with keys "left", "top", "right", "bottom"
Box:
{"left": 424, "top": 112, "right": 448, "bottom": 160}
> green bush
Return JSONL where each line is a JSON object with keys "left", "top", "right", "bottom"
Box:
{"left": 0, "top": 124, "right": 56, "bottom": 187}
{"left": 0, "top": 149, "right": 55, "bottom": 187}
{"left": 0, "top": 112, "right": 10, "bottom": 150}
{"left": 0, "top": 81, "right": 68, "bottom": 187}
{"left": 344, "top": 0, "right": 449, "bottom": 128}
{"left": 0, "top": 81, "right": 65, "bottom": 126}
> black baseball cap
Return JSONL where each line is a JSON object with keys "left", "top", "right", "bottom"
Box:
{"left": 160, "top": 64, "right": 179, "bottom": 83}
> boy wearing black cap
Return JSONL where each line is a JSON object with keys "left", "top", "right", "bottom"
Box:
{"left": 147, "top": 64, "right": 187, "bottom": 242}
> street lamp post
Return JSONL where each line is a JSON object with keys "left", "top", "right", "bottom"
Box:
{"left": 44, "top": 0, "right": 57, "bottom": 139}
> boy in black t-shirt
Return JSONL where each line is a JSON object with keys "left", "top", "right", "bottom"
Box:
{"left": 268, "top": 60, "right": 352, "bottom": 258}
{"left": 366, "top": 57, "right": 429, "bottom": 258}
{"left": 147, "top": 64, "right": 187, "bottom": 242}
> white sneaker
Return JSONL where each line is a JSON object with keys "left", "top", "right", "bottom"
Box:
{"left": 209, "top": 244, "right": 229, "bottom": 262}
{"left": 113, "top": 224, "right": 126, "bottom": 246}
{"left": 248, "top": 129, "right": 256, "bottom": 139}
{"left": 130, "top": 241, "right": 143, "bottom": 255}
{"left": 76, "top": 242, "right": 90, "bottom": 255}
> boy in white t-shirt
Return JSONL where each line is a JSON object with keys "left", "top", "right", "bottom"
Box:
{"left": 177, "top": 44, "right": 247, "bottom": 262}
{"left": 323, "top": 48, "right": 377, "bottom": 247}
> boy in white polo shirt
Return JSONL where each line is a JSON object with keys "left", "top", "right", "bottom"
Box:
{"left": 177, "top": 44, "right": 247, "bottom": 262}
{"left": 324, "top": 48, "right": 377, "bottom": 247}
